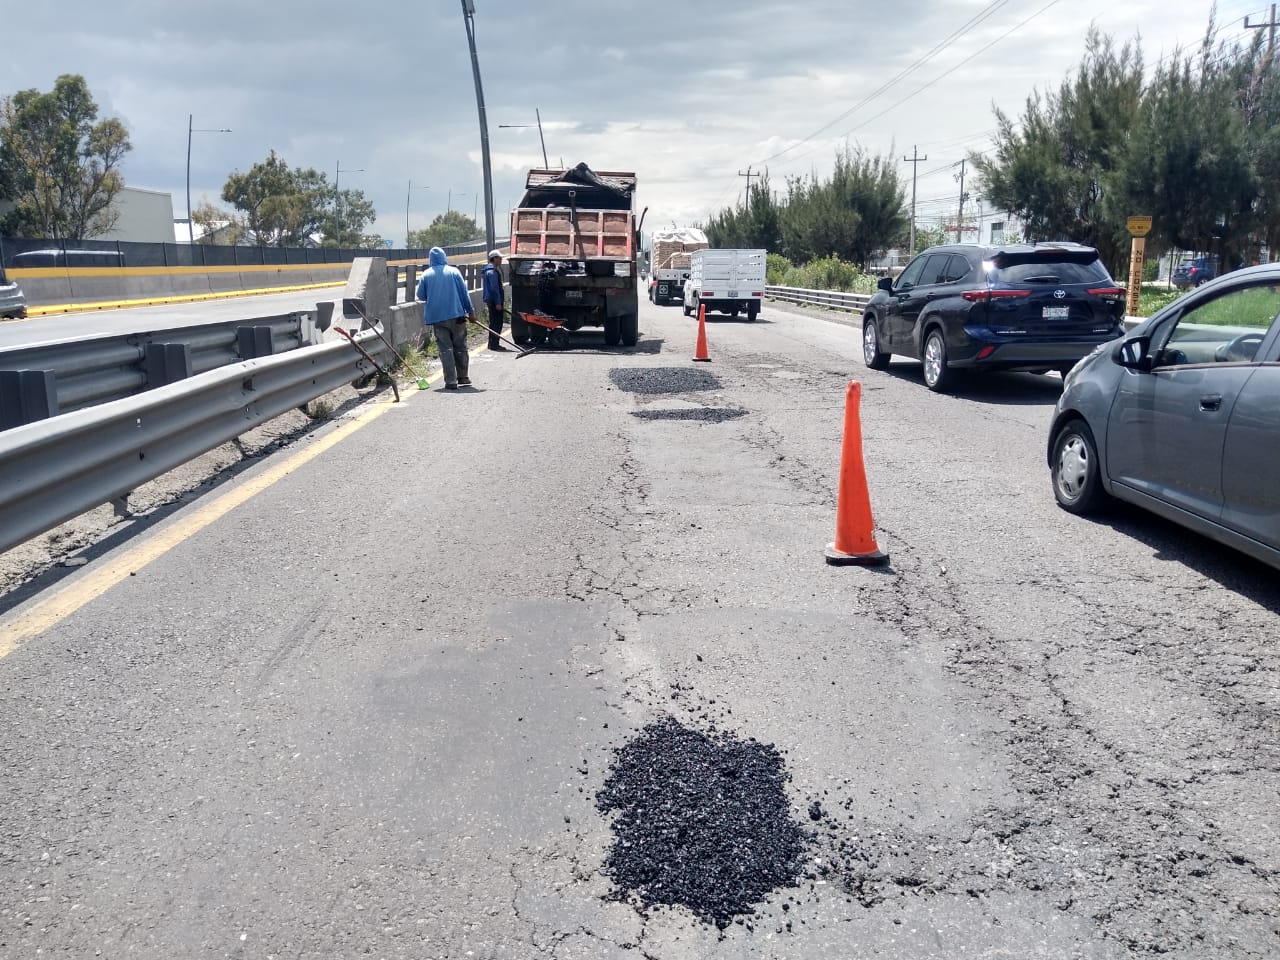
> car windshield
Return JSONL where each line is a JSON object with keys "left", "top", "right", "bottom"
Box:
{"left": 986, "top": 259, "right": 1110, "bottom": 285}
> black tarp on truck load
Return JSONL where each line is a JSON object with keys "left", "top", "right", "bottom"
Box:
{"left": 520, "top": 163, "right": 635, "bottom": 211}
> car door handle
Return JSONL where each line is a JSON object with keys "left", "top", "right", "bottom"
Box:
{"left": 1200, "top": 394, "right": 1222, "bottom": 412}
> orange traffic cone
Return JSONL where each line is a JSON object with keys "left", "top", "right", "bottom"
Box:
{"left": 825, "top": 380, "right": 890, "bottom": 566}
{"left": 692, "top": 303, "right": 712, "bottom": 362}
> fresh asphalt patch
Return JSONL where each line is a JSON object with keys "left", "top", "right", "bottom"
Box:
{"left": 608, "top": 367, "right": 722, "bottom": 395}
{"left": 595, "top": 715, "right": 806, "bottom": 929}
{"left": 629, "top": 407, "right": 748, "bottom": 423}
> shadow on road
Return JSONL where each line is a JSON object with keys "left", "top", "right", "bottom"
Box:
{"left": 878, "top": 363, "right": 1065, "bottom": 406}
{"left": 521, "top": 333, "right": 665, "bottom": 357}
{"left": 1087, "top": 502, "right": 1280, "bottom": 610}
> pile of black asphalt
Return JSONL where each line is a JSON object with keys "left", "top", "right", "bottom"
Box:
{"left": 595, "top": 716, "right": 806, "bottom": 928}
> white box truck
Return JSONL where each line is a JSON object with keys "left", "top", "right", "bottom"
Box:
{"left": 682, "top": 248, "right": 767, "bottom": 321}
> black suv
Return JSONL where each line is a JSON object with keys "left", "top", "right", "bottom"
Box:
{"left": 862, "top": 243, "right": 1126, "bottom": 391}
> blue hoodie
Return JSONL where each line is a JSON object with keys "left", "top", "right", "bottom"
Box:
{"left": 416, "top": 247, "right": 474, "bottom": 325}
{"left": 482, "top": 262, "right": 504, "bottom": 306}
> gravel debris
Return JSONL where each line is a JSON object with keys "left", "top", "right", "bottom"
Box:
{"left": 595, "top": 716, "right": 805, "bottom": 927}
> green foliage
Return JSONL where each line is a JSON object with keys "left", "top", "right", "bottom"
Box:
{"left": 408, "top": 210, "right": 482, "bottom": 249}
{"left": 976, "top": 14, "right": 1280, "bottom": 271}
{"left": 221, "top": 151, "right": 375, "bottom": 247}
{"left": 1138, "top": 286, "right": 1183, "bottom": 317}
{"left": 706, "top": 147, "right": 906, "bottom": 269}
{"left": 0, "top": 74, "right": 132, "bottom": 239}
{"left": 766, "top": 252, "right": 792, "bottom": 285}
{"left": 1142, "top": 257, "right": 1159, "bottom": 282}
{"left": 973, "top": 29, "right": 1142, "bottom": 270}
{"left": 190, "top": 201, "right": 245, "bottom": 246}
{"left": 780, "top": 256, "right": 878, "bottom": 293}
{"left": 704, "top": 172, "right": 781, "bottom": 251}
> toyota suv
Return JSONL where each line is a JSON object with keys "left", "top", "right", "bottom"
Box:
{"left": 0, "top": 264, "right": 26, "bottom": 319}
{"left": 861, "top": 242, "right": 1127, "bottom": 391}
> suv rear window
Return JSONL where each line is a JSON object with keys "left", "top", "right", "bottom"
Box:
{"left": 988, "top": 258, "right": 1110, "bottom": 285}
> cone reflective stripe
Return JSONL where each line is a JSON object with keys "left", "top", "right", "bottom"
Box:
{"left": 692, "top": 303, "right": 711, "bottom": 362}
{"left": 825, "top": 380, "right": 890, "bottom": 566}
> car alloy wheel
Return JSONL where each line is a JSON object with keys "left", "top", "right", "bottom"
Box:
{"left": 863, "top": 319, "right": 889, "bottom": 370}
{"left": 922, "top": 329, "right": 952, "bottom": 391}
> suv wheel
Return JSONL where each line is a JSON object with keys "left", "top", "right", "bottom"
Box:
{"left": 1050, "top": 419, "right": 1107, "bottom": 514}
{"left": 921, "top": 328, "right": 954, "bottom": 392}
{"left": 862, "top": 317, "right": 889, "bottom": 370}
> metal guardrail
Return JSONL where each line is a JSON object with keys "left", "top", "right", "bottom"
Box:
{"left": 765, "top": 285, "right": 872, "bottom": 312}
{"left": 0, "top": 330, "right": 390, "bottom": 555}
{"left": 0, "top": 314, "right": 308, "bottom": 430}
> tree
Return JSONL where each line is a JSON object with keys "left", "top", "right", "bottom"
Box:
{"left": 408, "top": 210, "right": 482, "bottom": 249}
{"left": 0, "top": 74, "right": 131, "bottom": 239}
{"left": 705, "top": 148, "right": 906, "bottom": 268}
{"left": 973, "top": 29, "right": 1143, "bottom": 270}
{"left": 221, "top": 151, "right": 376, "bottom": 247}
{"left": 190, "top": 200, "right": 245, "bottom": 245}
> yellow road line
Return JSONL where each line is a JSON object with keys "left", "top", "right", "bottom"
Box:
{"left": 27, "top": 281, "right": 346, "bottom": 318}
{"left": 0, "top": 381, "right": 425, "bottom": 657}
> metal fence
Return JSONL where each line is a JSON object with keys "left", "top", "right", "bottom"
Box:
{"left": 0, "top": 235, "right": 504, "bottom": 270}
{"left": 0, "top": 330, "right": 392, "bottom": 555}
{"left": 765, "top": 285, "right": 873, "bottom": 312}
{"left": 0, "top": 313, "right": 310, "bottom": 429}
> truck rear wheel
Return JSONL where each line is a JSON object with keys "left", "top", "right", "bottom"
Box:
{"left": 747, "top": 303, "right": 759, "bottom": 322}
{"left": 620, "top": 312, "right": 639, "bottom": 347}
{"left": 604, "top": 314, "right": 621, "bottom": 346}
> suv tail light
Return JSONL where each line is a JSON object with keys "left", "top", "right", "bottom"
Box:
{"left": 1086, "top": 286, "right": 1126, "bottom": 297}
{"left": 961, "top": 289, "right": 1031, "bottom": 303}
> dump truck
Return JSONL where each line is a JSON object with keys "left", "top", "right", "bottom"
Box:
{"left": 508, "top": 164, "right": 643, "bottom": 348}
{"left": 648, "top": 227, "right": 708, "bottom": 306}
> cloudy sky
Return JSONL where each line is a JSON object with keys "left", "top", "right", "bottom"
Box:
{"left": 3, "top": 0, "right": 1267, "bottom": 245}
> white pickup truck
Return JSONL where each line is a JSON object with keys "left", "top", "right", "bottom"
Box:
{"left": 682, "top": 248, "right": 767, "bottom": 321}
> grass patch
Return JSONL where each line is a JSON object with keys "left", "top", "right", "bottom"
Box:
{"left": 1138, "top": 286, "right": 1183, "bottom": 317}
{"left": 303, "top": 398, "right": 334, "bottom": 420}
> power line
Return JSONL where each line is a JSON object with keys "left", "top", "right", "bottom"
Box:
{"left": 755, "top": 0, "right": 1013, "bottom": 168}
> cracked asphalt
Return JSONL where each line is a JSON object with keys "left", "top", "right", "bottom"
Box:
{"left": 1, "top": 297, "right": 1276, "bottom": 958}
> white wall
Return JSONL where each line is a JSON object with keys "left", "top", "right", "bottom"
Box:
{"left": 92, "top": 186, "right": 176, "bottom": 243}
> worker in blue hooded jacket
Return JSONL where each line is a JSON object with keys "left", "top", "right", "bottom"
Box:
{"left": 416, "top": 246, "right": 477, "bottom": 390}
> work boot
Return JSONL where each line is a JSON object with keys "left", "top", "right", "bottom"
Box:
{"left": 458, "top": 377, "right": 472, "bottom": 386}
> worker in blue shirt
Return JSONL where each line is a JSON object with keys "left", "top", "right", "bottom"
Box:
{"left": 481, "top": 250, "right": 507, "bottom": 351}
{"left": 416, "top": 247, "right": 477, "bottom": 390}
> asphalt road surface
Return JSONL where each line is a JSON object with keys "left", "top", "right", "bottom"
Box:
{"left": 1, "top": 298, "right": 1276, "bottom": 958}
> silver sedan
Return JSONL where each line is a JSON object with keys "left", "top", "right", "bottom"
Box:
{"left": 1048, "top": 264, "right": 1280, "bottom": 570}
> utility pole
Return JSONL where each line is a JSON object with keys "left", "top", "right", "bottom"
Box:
{"left": 955, "top": 158, "right": 968, "bottom": 244}
{"left": 738, "top": 166, "right": 759, "bottom": 214}
{"left": 1245, "top": 4, "right": 1278, "bottom": 57}
{"left": 902, "top": 145, "right": 927, "bottom": 255}
{"left": 461, "top": 0, "right": 496, "bottom": 251}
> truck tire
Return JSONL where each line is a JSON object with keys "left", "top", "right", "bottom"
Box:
{"left": 620, "top": 312, "right": 639, "bottom": 347}
{"left": 747, "top": 303, "right": 759, "bottom": 321}
{"left": 604, "top": 314, "right": 621, "bottom": 346}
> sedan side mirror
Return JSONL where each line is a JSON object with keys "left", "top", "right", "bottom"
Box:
{"left": 1114, "top": 335, "right": 1154, "bottom": 372}
{"left": 877, "top": 276, "right": 894, "bottom": 292}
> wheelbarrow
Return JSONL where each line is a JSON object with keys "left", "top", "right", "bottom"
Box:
{"left": 519, "top": 310, "right": 573, "bottom": 350}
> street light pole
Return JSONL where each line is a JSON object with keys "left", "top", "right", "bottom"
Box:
{"left": 335, "top": 161, "right": 364, "bottom": 248}
{"left": 406, "top": 181, "right": 430, "bottom": 247}
{"left": 498, "top": 110, "right": 551, "bottom": 169}
{"left": 185, "top": 114, "right": 231, "bottom": 246}
{"left": 461, "top": 0, "right": 496, "bottom": 251}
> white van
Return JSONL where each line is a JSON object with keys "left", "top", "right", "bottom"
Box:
{"left": 682, "top": 248, "right": 766, "bottom": 321}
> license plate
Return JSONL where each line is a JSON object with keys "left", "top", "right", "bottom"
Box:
{"left": 728, "top": 290, "right": 738, "bottom": 298}
{"left": 565, "top": 290, "right": 583, "bottom": 299}
{"left": 1042, "top": 306, "right": 1069, "bottom": 319}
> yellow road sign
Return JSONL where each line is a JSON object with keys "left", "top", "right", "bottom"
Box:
{"left": 1127, "top": 215, "right": 1153, "bottom": 237}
